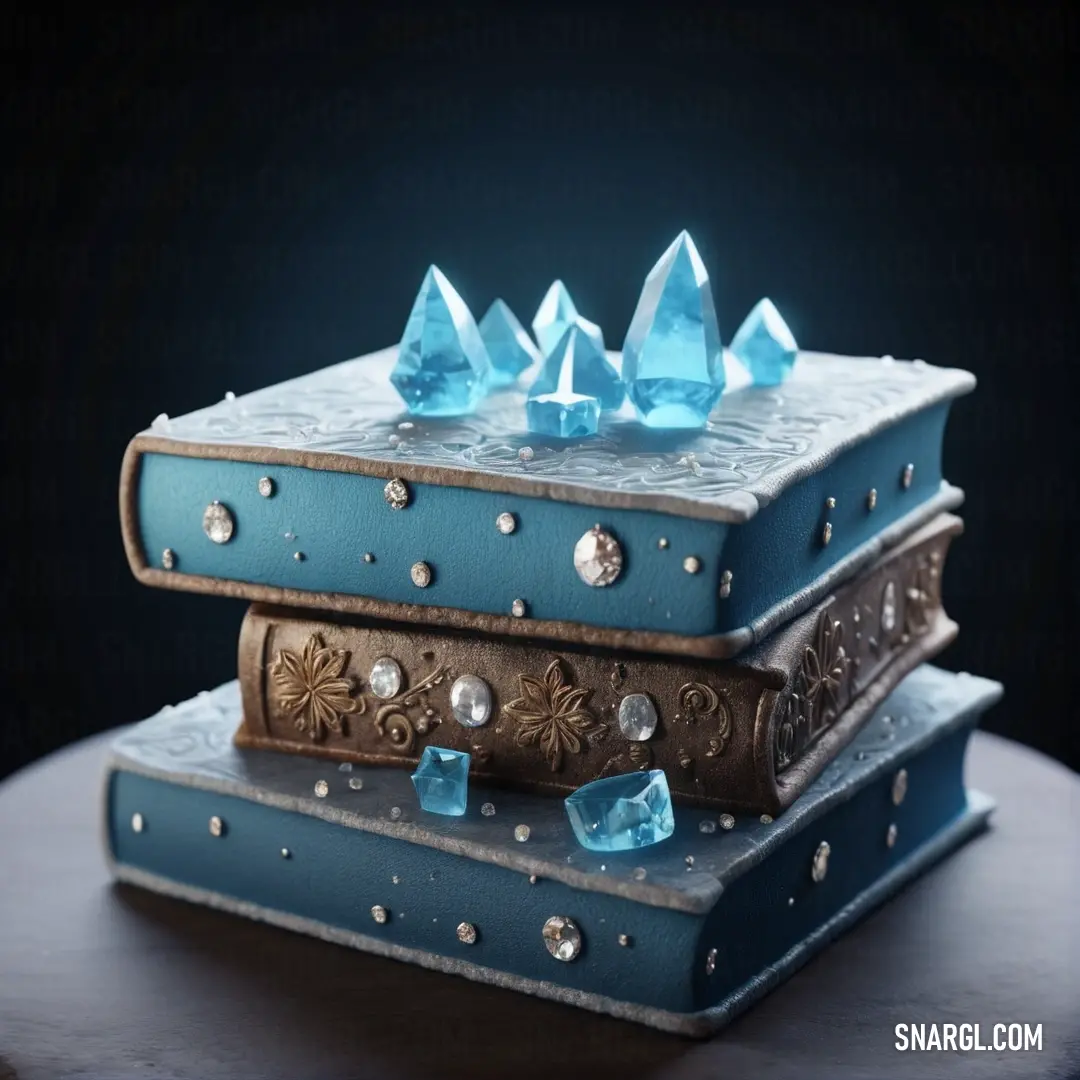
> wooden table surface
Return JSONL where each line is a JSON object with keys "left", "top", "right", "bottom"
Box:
{"left": 1, "top": 728, "right": 1078, "bottom": 1080}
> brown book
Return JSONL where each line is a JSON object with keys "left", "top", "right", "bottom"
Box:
{"left": 236, "top": 514, "right": 961, "bottom": 815}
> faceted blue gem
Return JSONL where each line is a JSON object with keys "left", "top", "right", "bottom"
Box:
{"left": 411, "top": 746, "right": 471, "bottom": 816}
{"left": 478, "top": 299, "right": 542, "bottom": 388}
{"left": 564, "top": 769, "right": 675, "bottom": 852}
{"left": 390, "top": 265, "right": 492, "bottom": 416}
{"left": 532, "top": 280, "right": 606, "bottom": 357}
{"left": 729, "top": 298, "right": 798, "bottom": 386}
{"left": 526, "top": 325, "right": 602, "bottom": 438}
{"left": 621, "top": 230, "right": 725, "bottom": 429}
{"left": 529, "top": 324, "right": 625, "bottom": 412}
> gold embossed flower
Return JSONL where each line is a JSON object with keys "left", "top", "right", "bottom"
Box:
{"left": 505, "top": 659, "right": 607, "bottom": 771}
{"left": 270, "top": 634, "right": 360, "bottom": 741}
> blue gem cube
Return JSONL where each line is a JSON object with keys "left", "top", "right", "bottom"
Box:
{"left": 621, "top": 231, "right": 725, "bottom": 429}
{"left": 478, "top": 299, "right": 542, "bottom": 388}
{"left": 390, "top": 266, "right": 492, "bottom": 416}
{"left": 532, "top": 280, "right": 605, "bottom": 356}
{"left": 529, "top": 324, "right": 625, "bottom": 412}
{"left": 729, "top": 298, "right": 798, "bottom": 386}
{"left": 564, "top": 770, "right": 675, "bottom": 852}
{"left": 411, "top": 746, "right": 471, "bottom": 816}
{"left": 526, "top": 391, "right": 600, "bottom": 439}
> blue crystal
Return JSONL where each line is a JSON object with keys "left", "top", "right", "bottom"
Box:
{"left": 564, "top": 770, "right": 675, "bottom": 852}
{"left": 526, "top": 325, "right": 602, "bottom": 438}
{"left": 621, "top": 231, "right": 724, "bottom": 429}
{"left": 390, "top": 266, "right": 492, "bottom": 416}
{"left": 532, "top": 280, "right": 606, "bottom": 357}
{"left": 729, "top": 298, "right": 798, "bottom": 386}
{"left": 529, "top": 324, "right": 625, "bottom": 412}
{"left": 478, "top": 299, "right": 541, "bottom": 388}
{"left": 411, "top": 746, "right": 471, "bottom": 816}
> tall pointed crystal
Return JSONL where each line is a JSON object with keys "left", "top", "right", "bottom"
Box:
{"left": 478, "top": 299, "right": 542, "bottom": 388}
{"left": 390, "top": 265, "right": 492, "bottom": 416}
{"left": 621, "top": 231, "right": 724, "bottom": 429}
{"left": 532, "top": 280, "right": 605, "bottom": 356}
{"left": 526, "top": 326, "right": 600, "bottom": 438}
{"left": 529, "top": 323, "right": 625, "bottom": 412}
{"left": 729, "top": 297, "right": 798, "bottom": 386}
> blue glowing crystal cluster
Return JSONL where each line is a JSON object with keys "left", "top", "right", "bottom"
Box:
{"left": 564, "top": 770, "right": 675, "bottom": 852}
{"left": 388, "top": 235, "right": 799, "bottom": 430}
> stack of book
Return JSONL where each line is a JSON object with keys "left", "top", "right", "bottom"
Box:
{"left": 106, "top": 242, "right": 999, "bottom": 1036}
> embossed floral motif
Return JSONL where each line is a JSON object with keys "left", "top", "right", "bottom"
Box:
{"left": 270, "top": 634, "right": 361, "bottom": 742}
{"left": 801, "top": 612, "right": 849, "bottom": 734}
{"left": 371, "top": 662, "right": 450, "bottom": 753}
{"left": 775, "top": 693, "right": 798, "bottom": 771}
{"left": 678, "top": 682, "right": 733, "bottom": 757}
{"left": 904, "top": 556, "right": 938, "bottom": 636}
{"left": 505, "top": 659, "right": 607, "bottom": 771}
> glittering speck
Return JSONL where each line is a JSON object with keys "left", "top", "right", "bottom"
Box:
{"left": 811, "top": 841, "right": 831, "bottom": 883}
{"left": 788, "top": 896, "right": 795, "bottom": 907}
{"left": 314, "top": 780, "right": 329, "bottom": 798}
{"left": 821, "top": 521, "right": 833, "bottom": 546}
{"left": 363, "top": 552, "right": 375, "bottom": 563}
{"left": 224, "top": 390, "right": 235, "bottom": 401}
{"left": 384, "top": 478, "right": 410, "bottom": 509}
{"left": 514, "top": 824, "right": 531, "bottom": 842}
{"left": 886, "top": 823, "right": 898, "bottom": 848}
{"left": 683, "top": 555, "right": 702, "bottom": 575}
{"left": 410, "top": 561, "right": 432, "bottom": 588}
{"left": 892, "top": 768, "right": 908, "bottom": 806}
{"left": 456, "top": 921, "right": 478, "bottom": 944}
{"left": 760, "top": 814, "right": 773, "bottom": 824}
{"left": 573, "top": 525, "right": 623, "bottom": 587}
{"left": 632, "top": 867, "right": 647, "bottom": 881}
{"left": 258, "top": 476, "right": 274, "bottom": 497}
{"left": 657, "top": 537, "right": 669, "bottom": 549}
{"left": 511, "top": 598, "right": 526, "bottom": 618}
{"left": 338, "top": 762, "right": 353, "bottom": 772}
{"left": 825, "top": 496, "right": 836, "bottom": 509}
{"left": 202, "top": 502, "right": 234, "bottom": 544}
{"left": 542, "top": 915, "right": 582, "bottom": 962}
{"left": 131, "top": 812, "right": 144, "bottom": 833}
{"left": 867, "top": 488, "right": 878, "bottom": 511}
{"left": 450, "top": 674, "right": 492, "bottom": 728}
{"left": 281, "top": 848, "right": 291, "bottom": 858}
{"left": 618, "top": 933, "right": 631, "bottom": 946}
{"left": 481, "top": 802, "right": 496, "bottom": 816}
{"left": 685, "top": 855, "right": 694, "bottom": 868}
{"left": 209, "top": 816, "right": 224, "bottom": 837}
{"left": 389, "top": 806, "right": 403, "bottom": 821}
{"left": 699, "top": 819, "right": 717, "bottom": 834}
{"left": 388, "top": 434, "right": 401, "bottom": 447}
{"left": 881, "top": 581, "right": 898, "bottom": 633}
{"left": 392, "top": 875, "right": 401, "bottom": 884}
{"left": 369, "top": 657, "right": 403, "bottom": 699}
{"left": 371, "top": 905, "right": 388, "bottom": 924}
{"left": 719, "top": 813, "right": 735, "bottom": 830}
{"left": 293, "top": 551, "right": 305, "bottom": 561}
{"left": 901, "top": 463, "right": 914, "bottom": 489}
{"left": 283, "top": 531, "right": 295, "bottom": 540}
{"left": 529, "top": 875, "right": 538, "bottom": 884}
{"left": 496, "top": 512, "right": 516, "bottom": 534}
{"left": 161, "top": 548, "right": 175, "bottom": 570}
{"left": 518, "top": 446, "right": 534, "bottom": 462}
{"left": 348, "top": 777, "right": 364, "bottom": 791}
{"left": 705, "top": 947, "right": 718, "bottom": 975}
{"left": 618, "top": 693, "right": 658, "bottom": 741}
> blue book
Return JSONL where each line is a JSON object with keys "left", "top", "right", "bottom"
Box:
{"left": 120, "top": 347, "right": 972, "bottom": 659}
{"left": 103, "top": 664, "right": 998, "bottom": 1036}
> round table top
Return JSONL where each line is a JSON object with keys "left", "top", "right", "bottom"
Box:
{"left": 1, "top": 728, "right": 1078, "bottom": 1080}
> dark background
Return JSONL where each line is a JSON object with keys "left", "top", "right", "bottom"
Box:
{"left": 3, "top": 5, "right": 1077, "bottom": 783}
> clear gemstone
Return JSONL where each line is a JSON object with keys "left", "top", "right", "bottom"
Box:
{"left": 371, "top": 905, "right": 388, "bottom": 924}
{"left": 281, "top": 848, "right": 291, "bottom": 858}
{"left": 719, "top": 813, "right": 735, "bottom": 830}
{"left": 369, "top": 657, "right": 403, "bottom": 699}
{"left": 517, "top": 446, "right": 534, "bottom": 462}
{"left": 314, "top": 780, "right": 329, "bottom": 798}
{"left": 293, "top": 552, "right": 305, "bottom": 562}
{"left": 456, "top": 921, "right": 478, "bottom": 944}
{"left": 348, "top": 777, "right": 364, "bottom": 791}
{"left": 390, "top": 265, "right": 491, "bottom": 416}
{"left": 563, "top": 769, "right": 675, "bottom": 852}
{"left": 529, "top": 324, "right": 624, "bottom": 412}
{"left": 411, "top": 746, "right": 471, "bottom": 816}
{"left": 811, "top": 841, "right": 830, "bottom": 883}
{"left": 532, "top": 280, "right": 605, "bottom": 356}
{"left": 618, "top": 933, "right": 631, "bottom": 947}
{"left": 541, "top": 915, "right": 582, "bottom": 962}
{"left": 618, "top": 694, "right": 658, "bottom": 741}
{"left": 729, "top": 298, "right": 798, "bottom": 386}
{"left": 759, "top": 814, "right": 773, "bottom": 825}
{"left": 363, "top": 552, "right": 375, "bottom": 563}
{"left": 621, "top": 231, "right": 724, "bottom": 428}
{"left": 258, "top": 476, "right": 274, "bottom": 497}
{"left": 881, "top": 581, "right": 898, "bottom": 633}
{"left": 410, "top": 561, "right": 432, "bottom": 588}
{"left": 514, "top": 824, "right": 531, "bottom": 842}
{"left": 481, "top": 802, "right": 496, "bottom": 816}
{"left": 161, "top": 548, "right": 175, "bottom": 570}
{"left": 478, "top": 299, "right": 541, "bottom": 387}
{"left": 202, "top": 502, "right": 234, "bottom": 544}
{"left": 683, "top": 556, "right": 701, "bottom": 574}
{"left": 573, "top": 525, "right": 623, "bottom": 587}
{"left": 384, "top": 478, "right": 410, "bottom": 509}
{"left": 495, "top": 512, "right": 516, "bottom": 534}
{"left": 511, "top": 599, "right": 526, "bottom": 618}
{"left": 450, "top": 675, "right": 492, "bottom": 728}
{"left": 699, "top": 819, "right": 717, "bottom": 834}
